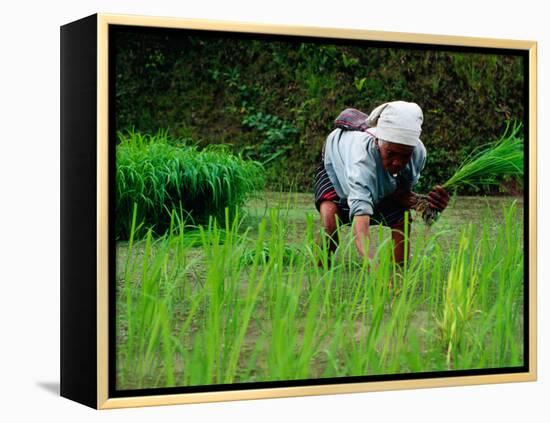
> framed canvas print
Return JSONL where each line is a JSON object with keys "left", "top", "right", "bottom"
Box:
{"left": 60, "top": 13, "right": 537, "bottom": 409}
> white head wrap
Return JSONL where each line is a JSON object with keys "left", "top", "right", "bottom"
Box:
{"left": 365, "top": 101, "right": 423, "bottom": 147}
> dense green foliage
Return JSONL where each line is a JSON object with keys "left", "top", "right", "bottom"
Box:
{"left": 116, "top": 196, "right": 523, "bottom": 389}
{"left": 116, "top": 130, "right": 264, "bottom": 239}
{"left": 113, "top": 29, "right": 524, "bottom": 193}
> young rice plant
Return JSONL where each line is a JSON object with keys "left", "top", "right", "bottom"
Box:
{"left": 116, "top": 196, "right": 524, "bottom": 389}
{"left": 116, "top": 130, "right": 265, "bottom": 239}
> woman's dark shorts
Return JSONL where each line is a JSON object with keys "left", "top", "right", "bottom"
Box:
{"left": 314, "top": 152, "right": 409, "bottom": 227}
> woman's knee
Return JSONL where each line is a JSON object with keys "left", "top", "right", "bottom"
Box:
{"left": 319, "top": 201, "right": 339, "bottom": 233}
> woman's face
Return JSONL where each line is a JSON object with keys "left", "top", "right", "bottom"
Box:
{"left": 376, "top": 139, "right": 415, "bottom": 175}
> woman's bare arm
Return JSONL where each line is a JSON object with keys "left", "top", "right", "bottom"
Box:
{"left": 353, "top": 214, "right": 371, "bottom": 258}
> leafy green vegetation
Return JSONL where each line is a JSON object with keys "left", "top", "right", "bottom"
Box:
{"left": 241, "top": 111, "right": 299, "bottom": 164}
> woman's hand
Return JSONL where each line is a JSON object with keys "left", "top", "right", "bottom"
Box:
{"left": 427, "top": 186, "right": 450, "bottom": 211}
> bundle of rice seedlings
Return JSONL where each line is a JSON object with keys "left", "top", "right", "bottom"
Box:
{"left": 116, "top": 130, "right": 265, "bottom": 239}
{"left": 413, "top": 122, "right": 524, "bottom": 225}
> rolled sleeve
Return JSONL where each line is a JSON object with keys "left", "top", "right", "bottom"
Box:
{"left": 348, "top": 198, "right": 374, "bottom": 217}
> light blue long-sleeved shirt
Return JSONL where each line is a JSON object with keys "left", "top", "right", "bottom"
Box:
{"left": 324, "top": 128, "right": 426, "bottom": 219}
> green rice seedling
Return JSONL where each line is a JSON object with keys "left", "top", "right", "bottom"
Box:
{"left": 117, "top": 210, "right": 196, "bottom": 388}
{"left": 430, "top": 201, "right": 523, "bottom": 369}
{"left": 436, "top": 224, "right": 480, "bottom": 366}
{"left": 476, "top": 201, "right": 524, "bottom": 368}
{"left": 116, "top": 129, "right": 265, "bottom": 239}
{"left": 116, "top": 193, "right": 524, "bottom": 389}
{"left": 414, "top": 122, "right": 523, "bottom": 225}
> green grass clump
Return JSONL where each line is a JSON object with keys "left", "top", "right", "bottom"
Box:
{"left": 116, "top": 130, "right": 265, "bottom": 239}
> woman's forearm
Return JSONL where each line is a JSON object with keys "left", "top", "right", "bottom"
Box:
{"left": 353, "top": 214, "right": 371, "bottom": 257}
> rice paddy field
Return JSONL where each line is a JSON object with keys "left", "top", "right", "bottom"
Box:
{"left": 111, "top": 31, "right": 527, "bottom": 393}
{"left": 115, "top": 191, "right": 524, "bottom": 390}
